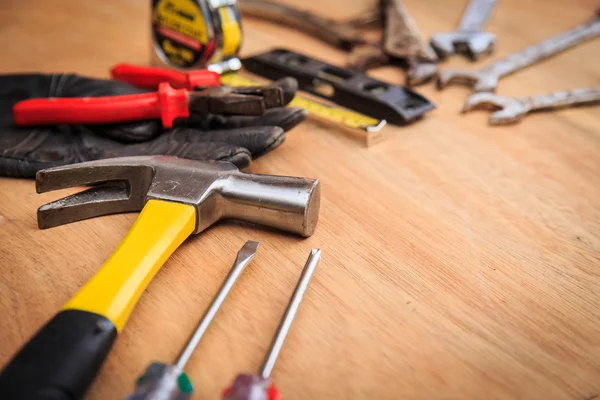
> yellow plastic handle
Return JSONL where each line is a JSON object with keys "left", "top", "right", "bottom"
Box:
{"left": 63, "top": 199, "right": 196, "bottom": 332}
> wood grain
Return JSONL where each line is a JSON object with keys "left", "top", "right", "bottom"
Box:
{"left": 1, "top": 0, "right": 600, "bottom": 399}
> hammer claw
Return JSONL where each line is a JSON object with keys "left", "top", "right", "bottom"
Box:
{"left": 36, "top": 161, "right": 153, "bottom": 194}
{"left": 38, "top": 183, "right": 143, "bottom": 229}
{"left": 36, "top": 158, "right": 158, "bottom": 227}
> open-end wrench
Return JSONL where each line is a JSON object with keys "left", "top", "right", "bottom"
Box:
{"left": 430, "top": 0, "right": 498, "bottom": 60}
{"left": 438, "top": 12, "right": 600, "bottom": 92}
{"left": 379, "top": 0, "right": 439, "bottom": 85}
{"left": 462, "top": 86, "right": 600, "bottom": 124}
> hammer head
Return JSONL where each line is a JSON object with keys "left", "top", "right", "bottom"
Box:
{"left": 436, "top": 68, "right": 498, "bottom": 92}
{"left": 462, "top": 92, "right": 529, "bottom": 124}
{"left": 431, "top": 32, "right": 497, "bottom": 60}
{"left": 36, "top": 156, "right": 320, "bottom": 237}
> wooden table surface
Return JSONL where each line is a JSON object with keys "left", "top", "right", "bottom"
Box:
{"left": 1, "top": 0, "right": 600, "bottom": 399}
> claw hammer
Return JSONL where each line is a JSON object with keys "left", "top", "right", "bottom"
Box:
{"left": 0, "top": 155, "right": 320, "bottom": 400}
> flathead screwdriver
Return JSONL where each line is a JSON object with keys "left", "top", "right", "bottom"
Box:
{"left": 223, "top": 249, "right": 321, "bottom": 400}
{"left": 126, "top": 241, "right": 259, "bottom": 400}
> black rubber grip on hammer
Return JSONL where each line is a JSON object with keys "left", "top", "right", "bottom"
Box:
{"left": 0, "top": 309, "right": 117, "bottom": 400}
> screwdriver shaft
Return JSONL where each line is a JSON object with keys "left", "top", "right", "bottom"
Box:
{"left": 175, "top": 241, "right": 259, "bottom": 370}
{"left": 258, "top": 249, "right": 321, "bottom": 379}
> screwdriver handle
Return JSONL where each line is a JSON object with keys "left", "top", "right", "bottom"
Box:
{"left": 222, "top": 374, "right": 282, "bottom": 400}
{"left": 13, "top": 82, "right": 189, "bottom": 128}
{"left": 111, "top": 63, "right": 221, "bottom": 90}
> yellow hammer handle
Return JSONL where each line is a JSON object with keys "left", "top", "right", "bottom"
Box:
{"left": 63, "top": 199, "right": 196, "bottom": 332}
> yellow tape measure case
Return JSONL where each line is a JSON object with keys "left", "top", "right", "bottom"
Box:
{"left": 151, "top": 0, "right": 242, "bottom": 69}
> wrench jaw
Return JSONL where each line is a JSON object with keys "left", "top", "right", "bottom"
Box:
{"left": 436, "top": 69, "right": 487, "bottom": 91}
{"left": 462, "top": 93, "right": 529, "bottom": 125}
{"left": 405, "top": 59, "right": 438, "bottom": 86}
{"left": 430, "top": 33, "right": 456, "bottom": 59}
{"left": 431, "top": 32, "right": 497, "bottom": 60}
{"left": 457, "top": 32, "right": 497, "bottom": 60}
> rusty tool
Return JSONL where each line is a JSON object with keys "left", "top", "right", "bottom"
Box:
{"left": 0, "top": 156, "right": 320, "bottom": 400}
{"left": 239, "top": 0, "right": 379, "bottom": 51}
{"left": 13, "top": 83, "right": 283, "bottom": 129}
{"left": 462, "top": 86, "right": 600, "bottom": 124}
{"left": 239, "top": 0, "right": 438, "bottom": 85}
{"left": 430, "top": 0, "right": 498, "bottom": 60}
{"left": 437, "top": 11, "right": 600, "bottom": 92}
{"left": 378, "top": 0, "right": 438, "bottom": 85}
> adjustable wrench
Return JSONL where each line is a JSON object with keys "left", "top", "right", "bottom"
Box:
{"left": 462, "top": 86, "right": 600, "bottom": 125}
{"left": 438, "top": 12, "right": 600, "bottom": 92}
{"left": 430, "top": 0, "right": 498, "bottom": 60}
{"left": 351, "top": 0, "right": 438, "bottom": 85}
{"left": 379, "top": 0, "right": 439, "bottom": 85}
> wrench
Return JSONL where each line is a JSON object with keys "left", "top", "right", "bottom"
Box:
{"left": 438, "top": 12, "right": 600, "bottom": 92}
{"left": 462, "top": 86, "right": 600, "bottom": 124}
{"left": 380, "top": 0, "right": 439, "bottom": 85}
{"left": 348, "top": 0, "right": 439, "bottom": 85}
{"left": 430, "top": 0, "right": 498, "bottom": 60}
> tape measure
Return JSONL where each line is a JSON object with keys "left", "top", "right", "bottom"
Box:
{"left": 220, "top": 72, "right": 387, "bottom": 133}
{"left": 151, "top": 0, "right": 242, "bottom": 69}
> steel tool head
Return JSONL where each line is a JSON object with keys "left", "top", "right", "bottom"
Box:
{"left": 431, "top": 32, "right": 497, "bottom": 60}
{"left": 37, "top": 156, "right": 320, "bottom": 237}
{"left": 462, "top": 92, "right": 529, "bottom": 124}
{"left": 436, "top": 68, "right": 498, "bottom": 92}
{"left": 405, "top": 60, "right": 438, "bottom": 86}
{"left": 190, "top": 86, "right": 284, "bottom": 115}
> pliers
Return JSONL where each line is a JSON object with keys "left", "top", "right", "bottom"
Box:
{"left": 12, "top": 64, "right": 284, "bottom": 128}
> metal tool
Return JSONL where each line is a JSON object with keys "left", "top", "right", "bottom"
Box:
{"left": 151, "top": 0, "right": 243, "bottom": 69}
{"left": 239, "top": 0, "right": 437, "bottom": 85}
{"left": 0, "top": 156, "right": 319, "bottom": 400}
{"left": 223, "top": 249, "right": 321, "bottom": 400}
{"left": 239, "top": 0, "right": 378, "bottom": 51}
{"left": 127, "top": 241, "right": 259, "bottom": 400}
{"left": 438, "top": 12, "right": 600, "bottom": 92}
{"left": 462, "top": 86, "right": 600, "bottom": 124}
{"left": 243, "top": 49, "right": 435, "bottom": 125}
{"left": 12, "top": 83, "right": 283, "bottom": 128}
{"left": 377, "top": 0, "right": 438, "bottom": 85}
{"left": 430, "top": 0, "right": 498, "bottom": 60}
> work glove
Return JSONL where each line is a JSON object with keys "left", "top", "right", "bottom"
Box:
{"left": 0, "top": 73, "right": 306, "bottom": 178}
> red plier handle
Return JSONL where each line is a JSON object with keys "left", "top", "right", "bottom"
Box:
{"left": 111, "top": 63, "right": 220, "bottom": 90}
{"left": 13, "top": 82, "right": 189, "bottom": 128}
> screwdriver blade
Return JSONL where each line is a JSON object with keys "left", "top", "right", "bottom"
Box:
{"left": 259, "top": 249, "right": 321, "bottom": 379}
{"left": 175, "top": 241, "right": 259, "bottom": 370}
{"left": 236, "top": 241, "right": 260, "bottom": 265}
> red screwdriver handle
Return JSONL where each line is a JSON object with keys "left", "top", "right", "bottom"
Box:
{"left": 13, "top": 82, "right": 189, "bottom": 128}
{"left": 111, "top": 63, "right": 220, "bottom": 90}
{"left": 222, "top": 376, "right": 282, "bottom": 400}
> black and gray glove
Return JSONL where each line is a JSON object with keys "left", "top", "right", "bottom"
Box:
{"left": 0, "top": 73, "right": 306, "bottom": 178}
